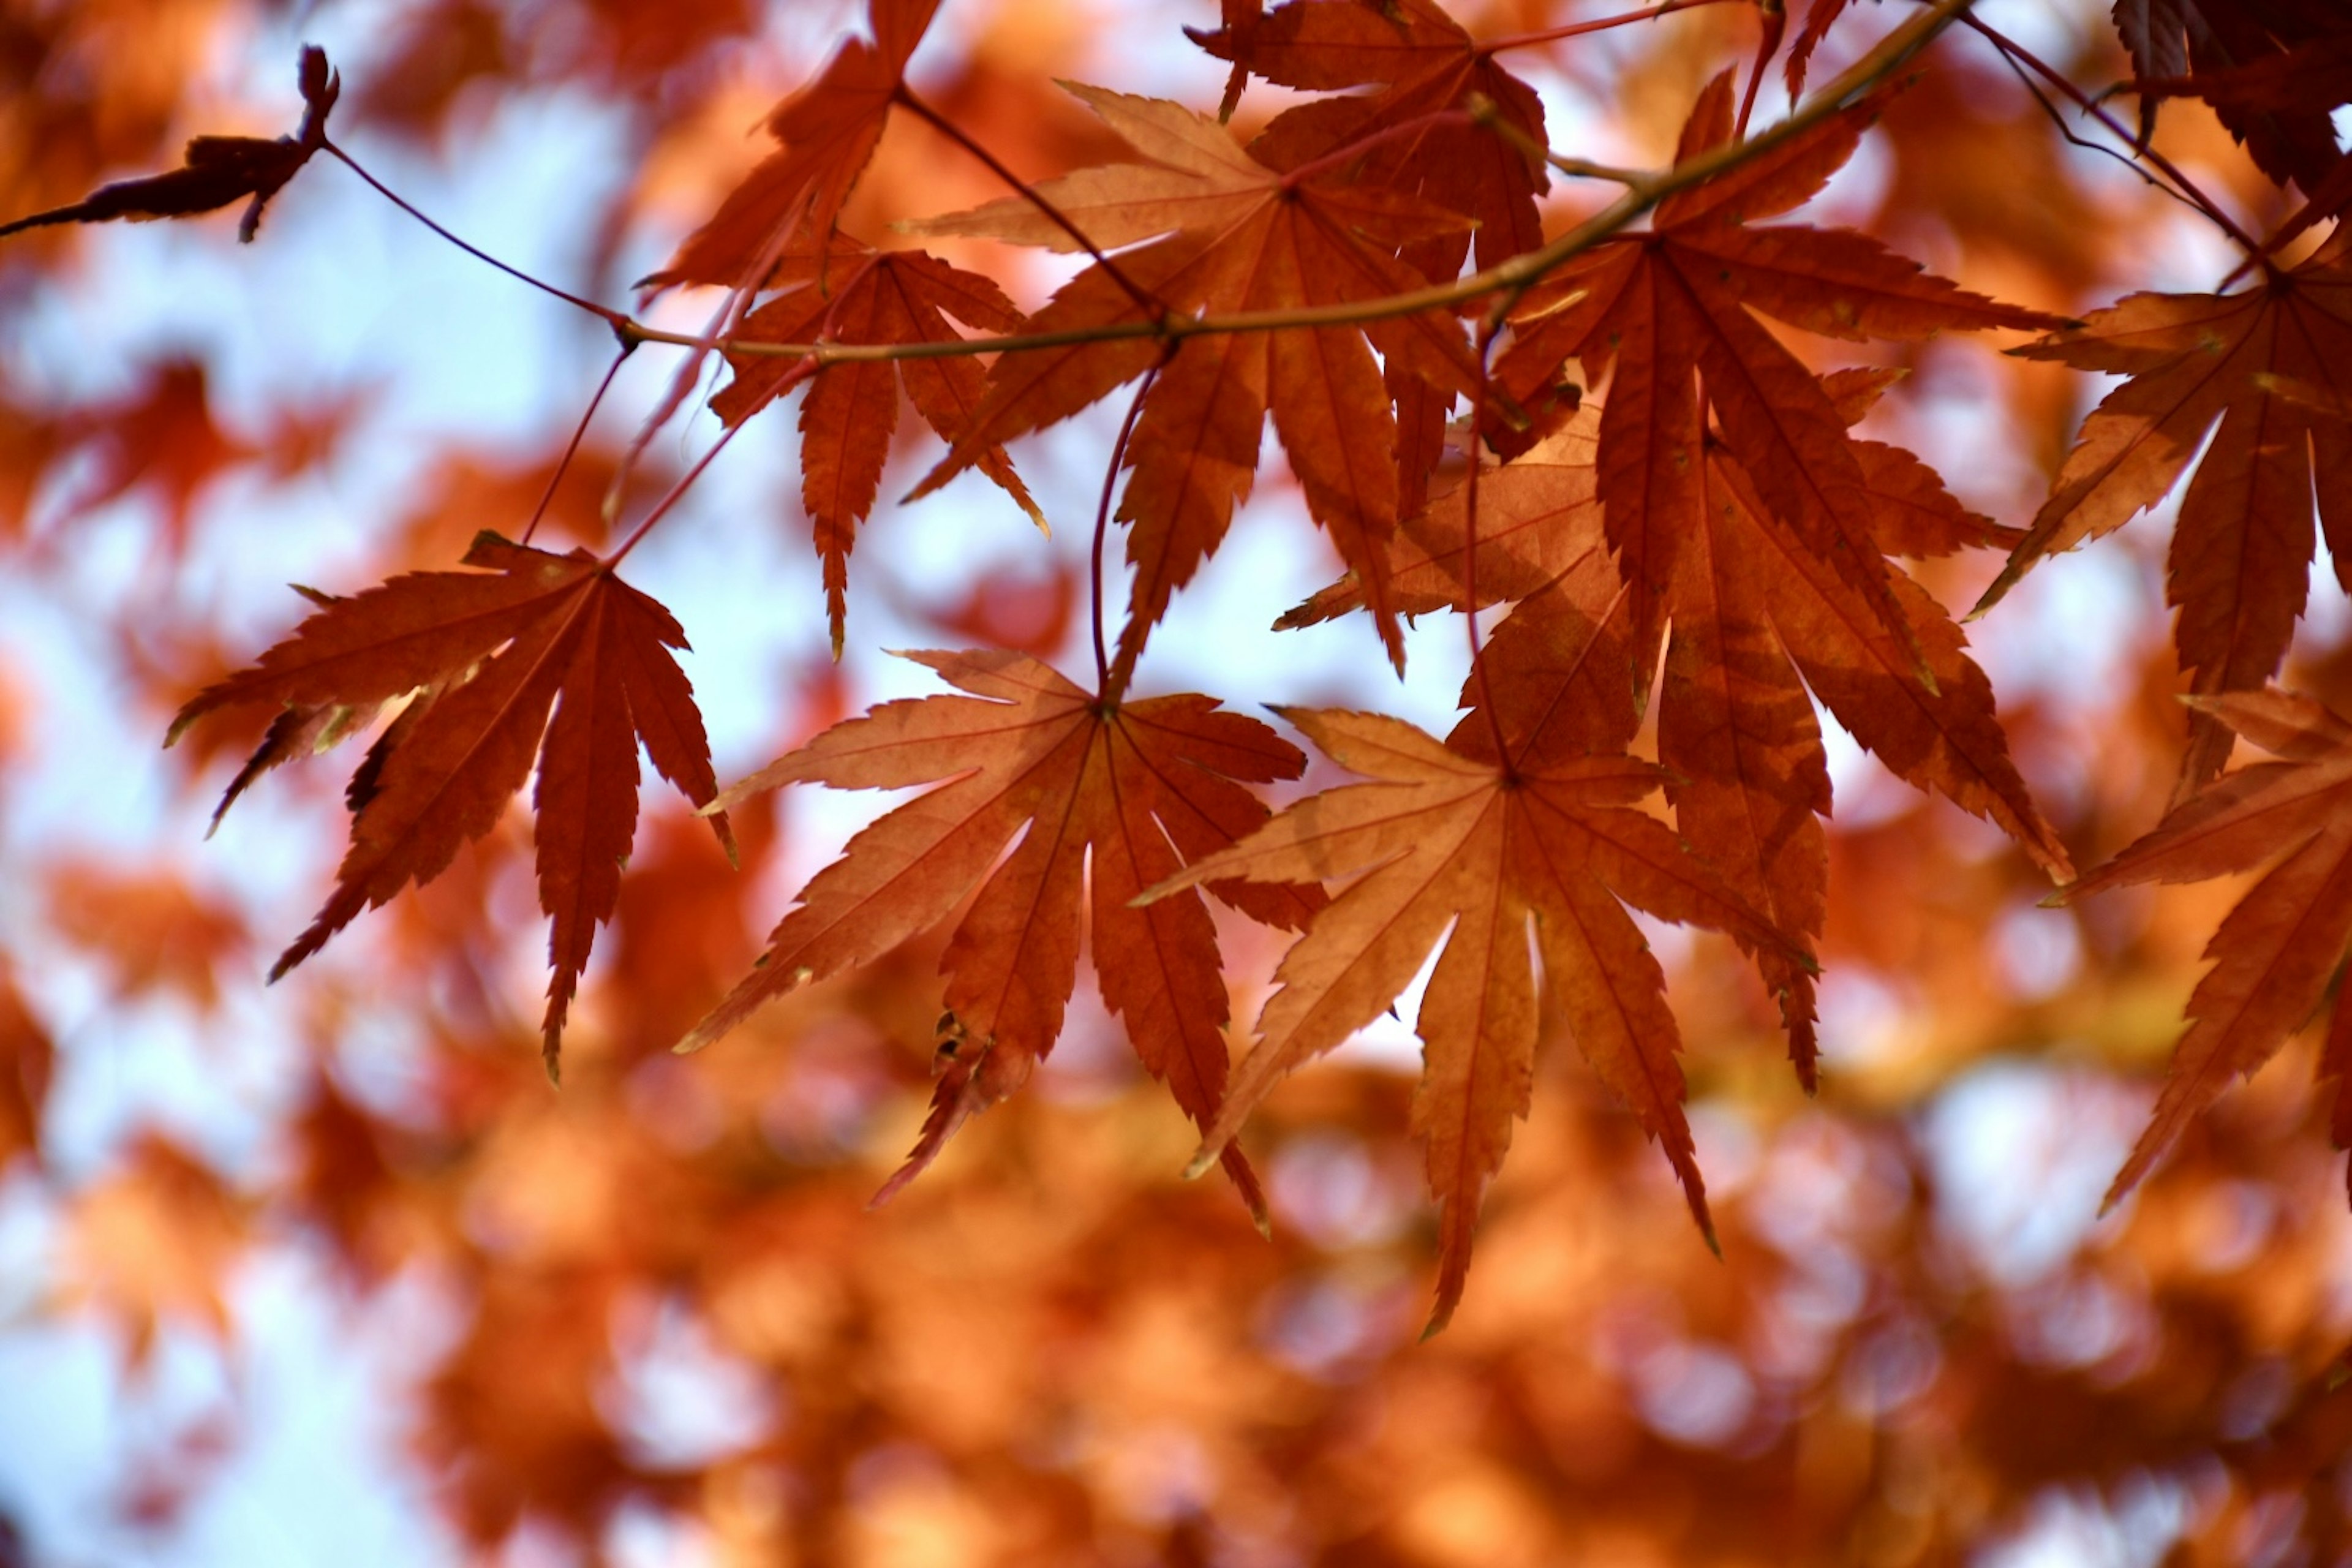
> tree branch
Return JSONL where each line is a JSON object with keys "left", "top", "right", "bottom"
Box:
{"left": 628, "top": 0, "right": 1977, "bottom": 367}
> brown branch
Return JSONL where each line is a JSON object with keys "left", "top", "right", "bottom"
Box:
{"left": 633, "top": 0, "right": 1977, "bottom": 367}
{"left": 332, "top": 0, "right": 1973, "bottom": 391}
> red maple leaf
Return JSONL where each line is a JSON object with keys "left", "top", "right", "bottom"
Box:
{"left": 1183, "top": 0, "right": 1555, "bottom": 521}
{"left": 2112, "top": 0, "right": 2352, "bottom": 191}
{"left": 904, "top": 83, "right": 1483, "bottom": 674}
{"left": 641, "top": 0, "right": 940, "bottom": 290}
{"left": 711, "top": 239, "right": 1043, "bottom": 653}
{"left": 1286, "top": 377, "right": 2068, "bottom": 1082}
{"left": 1784, "top": 0, "right": 1858, "bottom": 97}
{"left": 51, "top": 358, "right": 255, "bottom": 558}
{"left": 1494, "top": 70, "right": 2060, "bottom": 683}
{"left": 168, "top": 532, "right": 730, "bottom": 1074}
{"left": 1978, "top": 225, "right": 2352, "bottom": 796}
{"left": 0, "top": 965, "right": 53, "bottom": 1172}
{"left": 1146, "top": 598, "right": 1813, "bottom": 1332}
{"left": 679, "top": 650, "right": 1323, "bottom": 1218}
{"left": 2060, "top": 688, "right": 2352, "bottom": 1207}
{"left": 1187, "top": 0, "right": 1551, "bottom": 270}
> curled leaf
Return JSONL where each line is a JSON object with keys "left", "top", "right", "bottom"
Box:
{"left": 0, "top": 46, "right": 339, "bottom": 244}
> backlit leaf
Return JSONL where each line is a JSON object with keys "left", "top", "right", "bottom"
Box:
{"left": 1982, "top": 227, "right": 2352, "bottom": 795}
{"left": 682, "top": 650, "right": 1323, "bottom": 1218}
{"left": 2062, "top": 688, "right": 2352, "bottom": 1207}
{"left": 1147, "top": 612, "right": 1812, "bottom": 1330}
{"left": 168, "top": 533, "right": 729, "bottom": 1072}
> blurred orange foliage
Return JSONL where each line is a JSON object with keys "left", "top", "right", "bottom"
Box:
{"left": 4, "top": 0, "right": 2352, "bottom": 1561}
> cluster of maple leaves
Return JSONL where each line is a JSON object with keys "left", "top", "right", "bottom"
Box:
{"left": 12, "top": 0, "right": 2352, "bottom": 1333}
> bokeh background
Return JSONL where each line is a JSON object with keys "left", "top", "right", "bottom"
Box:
{"left": 4, "top": 0, "right": 2351, "bottom": 1562}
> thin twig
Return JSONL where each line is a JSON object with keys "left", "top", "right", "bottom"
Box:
{"left": 605, "top": 415, "right": 755, "bottom": 568}
{"left": 1956, "top": 12, "right": 2258, "bottom": 254}
{"left": 521, "top": 344, "right": 632, "bottom": 546}
{"left": 615, "top": 187, "right": 818, "bottom": 525}
{"left": 325, "top": 143, "right": 625, "bottom": 326}
{"left": 1469, "top": 97, "right": 1647, "bottom": 184}
{"left": 334, "top": 0, "right": 1977, "bottom": 590}
{"left": 335, "top": 0, "right": 1970, "bottom": 388}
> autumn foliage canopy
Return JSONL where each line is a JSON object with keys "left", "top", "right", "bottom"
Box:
{"left": 7, "top": 0, "right": 2352, "bottom": 1559}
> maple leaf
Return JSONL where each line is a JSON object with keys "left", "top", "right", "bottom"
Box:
{"left": 167, "top": 532, "right": 730, "bottom": 1073}
{"left": 58, "top": 1135, "right": 247, "bottom": 1370}
{"left": 1185, "top": 0, "right": 1552, "bottom": 526}
{"left": 2146, "top": 34, "right": 2352, "bottom": 122}
{"left": 641, "top": 0, "right": 939, "bottom": 290}
{"left": 1283, "top": 372, "right": 2025, "bottom": 631}
{"left": 711, "top": 239, "right": 1044, "bottom": 654}
{"left": 1178, "top": 0, "right": 1554, "bottom": 526}
{"left": 1784, "top": 0, "right": 1858, "bottom": 98}
{"left": 679, "top": 650, "right": 1324, "bottom": 1218}
{"left": 2059, "top": 688, "right": 2352, "bottom": 1208}
{"left": 905, "top": 83, "right": 1483, "bottom": 673}
{"left": 47, "top": 859, "right": 250, "bottom": 1009}
{"left": 1146, "top": 595, "right": 1815, "bottom": 1331}
{"left": 2111, "top": 0, "right": 2351, "bottom": 190}
{"left": 0, "top": 46, "right": 338, "bottom": 244}
{"left": 0, "top": 966, "right": 53, "bottom": 1172}
{"left": 52, "top": 357, "right": 255, "bottom": 558}
{"left": 1186, "top": 0, "right": 1551, "bottom": 270}
{"left": 2256, "top": 372, "right": 2352, "bottom": 425}
{"left": 1274, "top": 401, "right": 1606, "bottom": 631}
{"left": 0, "top": 386, "right": 64, "bottom": 542}
{"left": 1977, "top": 227, "right": 2352, "bottom": 796}
{"left": 1286, "top": 379, "right": 2069, "bottom": 1082}
{"left": 1494, "top": 70, "right": 2060, "bottom": 682}
{"left": 2262, "top": 143, "right": 2352, "bottom": 260}
{"left": 1654, "top": 419, "right": 2068, "bottom": 1071}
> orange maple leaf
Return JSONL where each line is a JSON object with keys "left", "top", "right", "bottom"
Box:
{"left": 1145, "top": 605, "right": 1814, "bottom": 1332}
{"left": 1276, "top": 397, "right": 1608, "bottom": 630}
{"left": 712, "top": 239, "right": 1044, "bottom": 653}
{"left": 1656, "top": 410, "right": 2067, "bottom": 1073}
{"left": 168, "top": 532, "right": 731, "bottom": 1073}
{"left": 903, "top": 83, "right": 1483, "bottom": 674}
{"left": 679, "top": 650, "right": 1323, "bottom": 1218}
{"left": 1977, "top": 227, "right": 2352, "bottom": 797}
{"left": 2060, "top": 688, "right": 2352, "bottom": 1208}
{"left": 1494, "top": 70, "right": 2059, "bottom": 679}
{"left": 1784, "top": 0, "right": 1858, "bottom": 97}
{"left": 1284, "top": 382, "right": 2068, "bottom": 1082}
{"left": 1187, "top": 0, "right": 1551, "bottom": 270}
{"left": 59, "top": 1134, "right": 247, "bottom": 1369}
{"left": 1182, "top": 0, "right": 1555, "bottom": 522}
{"left": 641, "top": 0, "right": 938, "bottom": 290}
